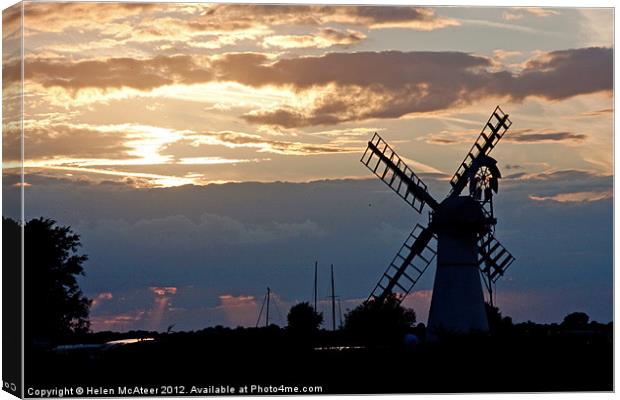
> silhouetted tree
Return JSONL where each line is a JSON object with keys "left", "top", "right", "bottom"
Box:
{"left": 344, "top": 293, "right": 416, "bottom": 344}
{"left": 485, "top": 302, "right": 513, "bottom": 333}
{"left": 561, "top": 312, "right": 590, "bottom": 329}
{"left": 23, "top": 217, "right": 91, "bottom": 344}
{"left": 287, "top": 302, "right": 323, "bottom": 333}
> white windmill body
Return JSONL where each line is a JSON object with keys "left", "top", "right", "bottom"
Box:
{"left": 360, "top": 106, "right": 516, "bottom": 337}
{"left": 427, "top": 196, "right": 490, "bottom": 335}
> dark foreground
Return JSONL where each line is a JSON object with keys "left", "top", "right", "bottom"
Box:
{"left": 26, "top": 323, "right": 613, "bottom": 396}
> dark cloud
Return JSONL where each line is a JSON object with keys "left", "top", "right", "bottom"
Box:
{"left": 505, "top": 164, "right": 523, "bottom": 170}
{"left": 222, "top": 48, "right": 611, "bottom": 127}
{"left": 23, "top": 55, "right": 212, "bottom": 91}
{"left": 3, "top": 124, "right": 134, "bottom": 161}
{"left": 19, "top": 47, "right": 612, "bottom": 127}
{"left": 2, "top": 4, "right": 21, "bottom": 42}
{"left": 214, "top": 50, "right": 492, "bottom": 90}
{"left": 5, "top": 172, "right": 612, "bottom": 329}
{"left": 508, "top": 47, "right": 613, "bottom": 101}
{"left": 206, "top": 5, "right": 457, "bottom": 30}
{"left": 505, "top": 129, "right": 587, "bottom": 143}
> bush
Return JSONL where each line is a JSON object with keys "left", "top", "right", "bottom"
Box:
{"left": 344, "top": 293, "right": 416, "bottom": 345}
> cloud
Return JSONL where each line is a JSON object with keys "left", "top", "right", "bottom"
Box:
{"left": 505, "top": 164, "right": 523, "bottom": 170}
{"left": 529, "top": 190, "right": 612, "bottom": 203}
{"left": 502, "top": 7, "right": 559, "bottom": 21}
{"left": 19, "top": 4, "right": 456, "bottom": 56}
{"left": 502, "top": 11, "right": 524, "bottom": 21}
{"left": 421, "top": 130, "right": 472, "bottom": 146}
{"left": 206, "top": 5, "right": 459, "bottom": 31}
{"left": 221, "top": 48, "right": 612, "bottom": 128}
{"left": 523, "top": 8, "right": 560, "bottom": 17}
{"left": 212, "top": 51, "right": 492, "bottom": 90}
{"left": 216, "top": 294, "right": 260, "bottom": 327}
{"left": 421, "top": 127, "right": 587, "bottom": 147}
{"left": 2, "top": 4, "right": 21, "bottom": 42}
{"left": 505, "top": 129, "right": 587, "bottom": 143}
{"left": 185, "top": 130, "right": 358, "bottom": 155}
{"left": 493, "top": 49, "right": 523, "bottom": 60}
{"left": 81, "top": 214, "right": 327, "bottom": 253}
{"left": 580, "top": 108, "right": 613, "bottom": 117}
{"left": 21, "top": 2, "right": 161, "bottom": 33}
{"left": 151, "top": 287, "right": 178, "bottom": 296}
{"left": 91, "top": 292, "right": 114, "bottom": 310}
{"left": 3, "top": 123, "right": 134, "bottom": 162}
{"left": 11, "top": 172, "right": 613, "bottom": 328}
{"left": 22, "top": 55, "right": 212, "bottom": 92}
{"left": 19, "top": 46, "right": 611, "bottom": 128}
{"left": 149, "top": 286, "right": 178, "bottom": 330}
{"left": 509, "top": 47, "right": 612, "bottom": 100}
{"left": 262, "top": 28, "right": 366, "bottom": 49}
{"left": 511, "top": 169, "right": 608, "bottom": 182}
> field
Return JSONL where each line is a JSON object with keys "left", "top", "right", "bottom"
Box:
{"left": 26, "top": 322, "right": 613, "bottom": 395}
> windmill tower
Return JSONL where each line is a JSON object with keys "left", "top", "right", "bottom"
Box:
{"left": 360, "top": 106, "right": 516, "bottom": 336}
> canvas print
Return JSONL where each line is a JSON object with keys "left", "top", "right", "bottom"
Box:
{"left": 1, "top": 2, "right": 614, "bottom": 397}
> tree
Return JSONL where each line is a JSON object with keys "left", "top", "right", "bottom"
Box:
{"left": 23, "top": 217, "right": 91, "bottom": 344}
{"left": 561, "top": 312, "right": 590, "bottom": 329}
{"left": 287, "top": 302, "right": 323, "bottom": 333}
{"left": 485, "top": 302, "right": 513, "bottom": 333}
{"left": 344, "top": 293, "right": 416, "bottom": 344}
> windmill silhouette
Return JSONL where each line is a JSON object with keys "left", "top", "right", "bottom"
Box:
{"left": 361, "top": 106, "right": 515, "bottom": 335}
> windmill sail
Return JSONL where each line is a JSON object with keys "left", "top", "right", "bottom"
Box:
{"left": 368, "top": 224, "right": 437, "bottom": 303}
{"left": 478, "top": 233, "right": 515, "bottom": 282}
{"left": 361, "top": 133, "right": 439, "bottom": 213}
{"left": 448, "top": 106, "right": 512, "bottom": 198}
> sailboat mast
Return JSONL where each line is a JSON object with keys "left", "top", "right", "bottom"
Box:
{"left": 314, "top": 261, "right": 318, "bottom": 311}
{"left": 331, "top": 264, "right": 336, "bottom": 331}
{"left": 266, "top": 287, "right": 270, "bottom": 327}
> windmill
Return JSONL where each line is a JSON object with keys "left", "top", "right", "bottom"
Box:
{"left": 360, "top": 106, "right": 515, "bottom": 335}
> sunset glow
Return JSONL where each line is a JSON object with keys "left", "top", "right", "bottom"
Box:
{"left": 3, "top": 3, "right": 613, "bottom": 332}
{"left": 2, "top": 4, "right": 612, "bottom": 189}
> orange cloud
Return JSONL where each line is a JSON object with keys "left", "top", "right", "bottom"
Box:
{"left": 91, "top": 292, "right": 114, "bottom": 310}
{"left": 529, "top": 190, "right": 612, "bottom": 203}
{"left": 149, "top": 287, "right": 178, "bottom": 330}
{"left": 90, "top": 310, "right": 146, "bottom": 332}
{"left": 505, "top": 129, "right": 587, "bottom": 144}
{"left": 3, "top": 123, "right": 135, "bottom": 162}
{"left": 18, "top": 4, "right": 457, "bottom": 56}
{"left": 502, "top": 7, "right": 559, "bottom": 22}
{"left": 150, "top": 287, "right": 178, "bottom": 297}
{"left": 217, "top": 294, "right": 260, "bottom": 327}
{"left": 184, "top": 130, "right": 357, "bottom": 155}
{"left": 226, "top": 48, "right": 612, "bottom": 127}
{"left": 423, "top": 128, "right": 587, "bottom": 146}
{"left": 205, "top": 5, "right": 459, "bottom": 31}
{"left": 21, "top": 2, "right": 161, "bottom": 33}
{"left": 262, "top": 28, "right": 366, "bottom": 49}
{"left": 20, "top": 55, "right": 212, "bottom": 92}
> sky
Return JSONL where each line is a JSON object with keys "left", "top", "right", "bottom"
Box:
{"left": 1, "top": 3, "right": 614, "bottom": 331}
